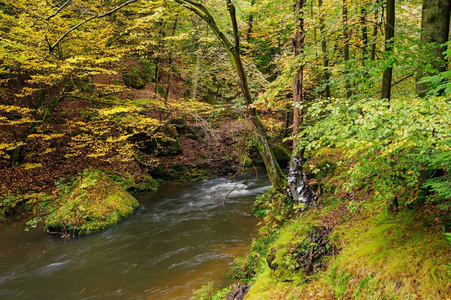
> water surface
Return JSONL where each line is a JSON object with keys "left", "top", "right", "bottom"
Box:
{"left": 0, "top": 169, "right": 269, "bottom": 299}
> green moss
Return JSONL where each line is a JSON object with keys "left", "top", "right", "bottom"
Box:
{"left": 272, "top": 145, "right": 291, "bottom": 165}
{"left": 244, "top": 205, "right": 451, "bottom": 299}
{"left": 0, "top": 194, "right": 23, "bottom": 219}
{"left": 324, "top": 211, "right": 451, "bottom": 299}
{"left": 152, "top": 163, "right": 212, "bottom": 182}
{"left": 44, "top": 169, "right": 140, "bottom": 235}
{"left": 111, "top": 172, "right": 159, "bottom": 192}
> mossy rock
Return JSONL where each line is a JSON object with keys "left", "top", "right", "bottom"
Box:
{"left": 251, "top": 145, "right": 291, "bottom": 167}
{"left": 272, "top": 145, "right": 291, "bottom": 165}
{"left": 123, "top": 65, "right": 148, "bottom": 89}
{"left": 45, "top": 170, "right": 140, "bottom": 235}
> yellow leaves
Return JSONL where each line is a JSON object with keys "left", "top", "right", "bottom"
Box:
{"left": 0, "top": 104, "right": 35, "bottom": 115}
{"left": 99, "top": 105, "right": 141, "bottom": 116}
{"left": 86, "top": 152, "right": 107, "bottom": 158}
{"left": 28, "top": 133, "right": 65, "bottom": 140}
{"left": 15, "top": 87, "right": 39, "bottom": 98}
{"left": 0, "top": 142, "right": 26, "bottom": 151}
{"left": 22, "top": 163, "right": 42, "bottom": 170}
{"left": 39, "top": 148, "right": 55, "bottom": 155}
{"left": 106, "top": 134, "right": 134, "bottom": 143}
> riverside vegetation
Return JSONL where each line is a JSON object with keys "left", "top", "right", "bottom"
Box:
{"left": 0, "top": 0, "right": 450, "bottom": 299}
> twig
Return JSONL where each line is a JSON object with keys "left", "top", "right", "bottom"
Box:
{"left": 220, "top": 181, "right": 238, "bottom": 206}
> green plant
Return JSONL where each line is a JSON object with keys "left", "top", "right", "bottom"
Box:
{"left": 190, "top": 282, "right": 214, "bottom": 300}
{"left": 299, "top": 96, "right": 451, "bottom": 212}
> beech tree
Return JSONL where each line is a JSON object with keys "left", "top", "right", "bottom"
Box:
{"left": 23, "top": 0, "right": 286, "bottom": 192}
{"left": 173, "top": 0, "right": 286, "bottom": 192}
{"left": 415, "top": 0, "right": 451, "bottom": 96}
{"left": 381, "top": 0, "right": 395, "bottom": 100}
{"left": 288, "top": 0, "right": 317, "bottom": 205}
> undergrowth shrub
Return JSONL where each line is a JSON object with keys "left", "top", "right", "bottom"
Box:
{"left": 300, "top": 96, "right": 451, "bottom": 218}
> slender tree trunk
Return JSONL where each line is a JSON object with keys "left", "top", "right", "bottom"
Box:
{"left": 361, "top": 5, "right": 368, "bottom": 62}
{"left": 246, "top": 0, "right": 256, "bottom": 41}
{"left": 415, "top": 0, "right": 451, "bottom": 96}
{"left": 288, "top": 0, "right": 318, "bottom": 206}
{"left": 165, "top": 17, "right": 179, "bottom": 102}
{"left": 190, "top": 18, "right": 201, "bottom": 100}
{"left": 343, "top": 0, "right": 352, "bottom": 98}
{"left": 370, "top": 0, "right": 380, "bottom": 61}
{"left": 381, "top": 0, "right": 395, "bottom": 100}
{"left": 319, "top": 0, "right": 331, "bottom": 98}
{"left": 191, "top": 52, "right": 201, "bottom": 100}
{"left": 175, "top": 0, "right": 286, "bottom": 192}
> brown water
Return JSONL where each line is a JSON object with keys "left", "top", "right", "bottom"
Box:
{"left": 0, "top": 170, "right": 270, "bottom": 299}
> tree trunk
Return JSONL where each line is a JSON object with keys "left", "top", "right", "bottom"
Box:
{"left": 246, "top": 0, "right": 256, "bottom": 41}
{"left": 191, "top": 52, "right": 201, "bottom": 100}
{"left": 319, "top": 0, "right": 331, "bottom": 99}
{"left": 343, "top": 0, "right": 352, "bottom": 98}
{"left": 381, "top": 0, "right": 395, "bottom": 100}
{"left": 370, "top": 0, "right": 380, "bottom": 61}
{"left": 415, "top": 0, "right": 451, "bottom": 96}
{"left": 361, "top": 5, "right": 368, "bottom": 62}
{"left": 165, "top": 17, "right": 179, "bottom": 102}
{"left": 288, "top": 0, "right": 318, "bottom": 207}
{"left": 175, "top": 0, "right": 286, "bottom": 192}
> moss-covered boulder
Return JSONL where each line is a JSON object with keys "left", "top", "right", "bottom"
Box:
{"left": 272, "top": 145, "right": 291, "bottom": 165}
{"left": 251, "top": 145, "right": 291, "bottom": 167}
{"left": 45, "top": 170, "right": 140, "bottom": 235}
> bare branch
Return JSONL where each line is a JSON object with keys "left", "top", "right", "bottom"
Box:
{"left": 45, "top": 0, "right": 72, "bottom": 21}
{"left": 174, "top": 0, "right": 234, "bottom": 51}
{"left": 44, "top": 0, "right": 140, "bottom": 59}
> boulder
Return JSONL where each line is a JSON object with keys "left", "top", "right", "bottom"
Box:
{"left": 45, "top": 169, "right": 140, "bottom": 236}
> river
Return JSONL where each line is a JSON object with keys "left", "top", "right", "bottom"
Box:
{"left": 0, "top": 169, "right": 270, "bottom": 299}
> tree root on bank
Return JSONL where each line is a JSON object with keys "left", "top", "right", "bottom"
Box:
{"left": 227, "top": 283, "right": 249, "bottom": 300}
{"left": 294, "top": 225, "right": 337, "bottom": 274}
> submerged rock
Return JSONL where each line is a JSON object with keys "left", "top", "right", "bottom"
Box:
{"left": 45, "top": 169, "right": 140, "bottom": 236}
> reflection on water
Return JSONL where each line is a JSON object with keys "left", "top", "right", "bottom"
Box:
{"left": 0, "top": 169, "right": 270, "bottom": 299}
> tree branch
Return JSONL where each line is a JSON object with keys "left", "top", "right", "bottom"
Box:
{"left": 174, "top": 0, "right": 234, "bottom": 52}
{"left": 45, "top": 0, "right": 72, "bottom": 21}
{"left": 227, "top": 0, "right": 240, "bottom": 49}
{"left": 44, "top": 0, "right": 140, "bottom": 59}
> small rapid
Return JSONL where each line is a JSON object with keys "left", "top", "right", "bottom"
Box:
{"left": 0, "top": 169, "right": 270, "bottom": 299}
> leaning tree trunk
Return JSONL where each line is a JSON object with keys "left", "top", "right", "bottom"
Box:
{"left": 288, "top": 0, "right": 318, "bottom": 207}
{"left": 175, "top": 0, "right": 286, "bottom": 193}
{"left": 381, "top": 0, "right": 395, "bottom": 100}
{"left": 415, "top": 0, "right": 451, "bottom": 97}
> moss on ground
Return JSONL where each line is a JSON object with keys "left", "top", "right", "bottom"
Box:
{"left": 240, "top": 204, "right": 450, "bottom": 300}
{"left": 44, "top": 169, "right": 140, "bottom": 235}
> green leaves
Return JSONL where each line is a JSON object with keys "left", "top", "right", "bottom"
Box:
{"left": 298, "top": 96, "right": 451, "bottom": 210}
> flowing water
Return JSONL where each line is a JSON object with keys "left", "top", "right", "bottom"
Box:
{"left": 0, "top": 169, "right": 270, "bottom": 299}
